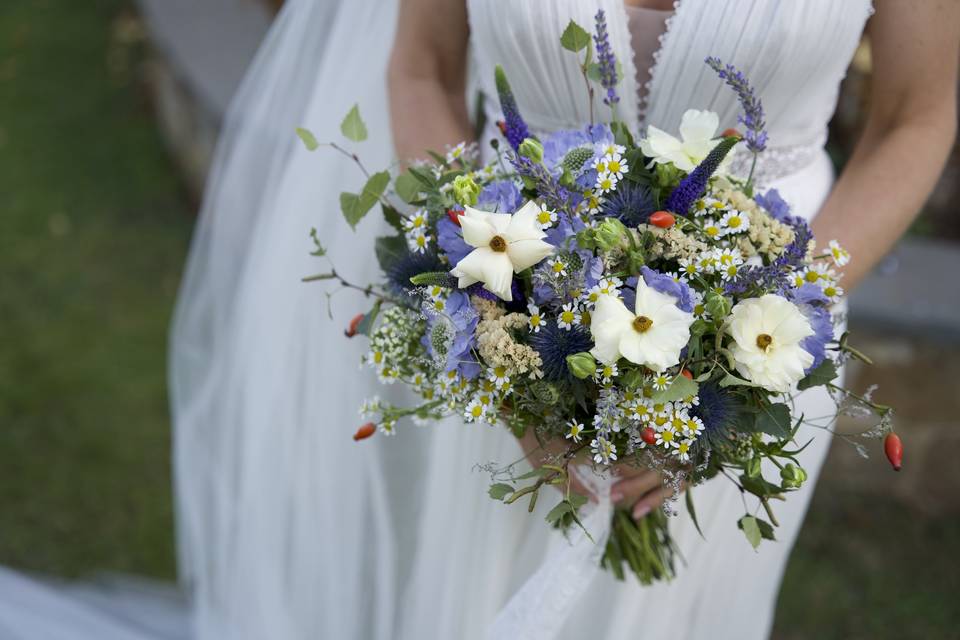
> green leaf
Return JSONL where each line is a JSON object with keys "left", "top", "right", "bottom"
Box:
{"left": 488, "top": 483, "right": 515, "bottom": 500}
{"left": 609, "top": 121, "right": 635, "bottom": 148}
{"left": 340, "top": 171, "right": 390, "bottom": 228}
{"left": 738, "top": 515, "right": 762, "bottom": 550}
{"left": 569, "top": 493, "right": 589, "bottom": 509}
{"left": 545, "top": 500, "right": 575, "bottom": 525}
{"left": 409, "top": 271, "right": 457, "bottom": 288}
{"left": 395, "top": 171, "right": 422, "bottom": 203}
{"left": 754, "top": 402, "right": 792, "bottom": 438}
{"left": 374, "top": 235, "right": 407, "bottom": 273}
{"left": 739, "top": 473, "right": 781, "bottom": 499}
{"left": 585, "top": 62, "right": 603, "bottom": 82}
{"left": 381, "top": 203, "right": 405, "bottom": 232}
{"left": 295, "top": 127, "right": 319, "bottom": 151}
{"left": 718, "top": 372, "right": 761, "bottom": 388}
{"left": 560, "top": 20, "right": 591, "bottom": 52}
{"left": 756, "top": 517, "right": 777, "bottom": 541}
{"left": 797, "top": 358, "right": 838, "bottom": 391}
{"left": 340, "top": 104, "right": 368, "bottom": 142}
{"left": 354, "top": 300, "right": 382, "bottom": 337}
{"left": 407, "top": 166, "right": 437, "bottom": 188}
{"left": 649, "top": 375, "right": 698, "bottom": 404}
{"left": 685, "top": 489, "right": 705, "bottom": 540}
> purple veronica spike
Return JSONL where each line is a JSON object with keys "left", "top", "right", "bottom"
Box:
{"left": 593, "top": 10, "right": 619, "bottom": 106}
{"left": 705, "top": 57, "right": 768, "bottom": 153}
{"left": 664, "top": 136, "right": 739, "bottom": 214}
{"left": 495, "top": 65, "right": 531, "bottom": 151}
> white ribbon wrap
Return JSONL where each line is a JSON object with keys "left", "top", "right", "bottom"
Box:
{"left": 488, "top": 467, "right": 615, "bottom": 640}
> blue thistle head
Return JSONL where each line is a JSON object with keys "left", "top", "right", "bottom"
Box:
{"left": 495, "top": 65, "right": 531, "bottom": 151}
{"left": 664, "top": 135, "right": 739, "bottom": 215}
{"left": 600, "top": 181, "right": 655, "bottom": 226}
{"left": 529, "top": 322, "right": 594, "bottom": 382}
{"left": 691, "top": 382, "right": 742, "bottom": 449}
{"left": 385, "top": 249, "right": 445, "bottom": 300}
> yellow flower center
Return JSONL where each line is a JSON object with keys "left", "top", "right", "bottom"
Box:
{"left": 756, "top": 333, "right": 773, "bottom": 351}
{"left": 633, "top": 315, "right": 653, "bottom": 333}
{"left": 489, "top": 235, "right": 507, "bottom": 252}
{"left": 727, "top": 216, "right": 742, "bottom": 228}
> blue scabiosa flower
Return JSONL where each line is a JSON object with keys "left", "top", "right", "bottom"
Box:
{"left": 529, "top": 322, "right": 594, "bottom": 382}
{"left": 691, "top": 382, "right": 741, "bottom": 449}
{"left": 511, "top": 153, "right": 580, "bottom": 214}
{"left": 640, "top": 266, "right": 695, "bottom": 312}
{"left": 593, "top": 10, "right": 619, "bottom": 106}
{"left": 385, "top": 249, "right": 446, "bottom": 298}
{"left": 600, "top": 181, "right": 655, "bottom": 226}
{"left": 422, "top": 290, "right": 480, "bottom": 379}
{"left": 436, "top": 214, "right": 471, "bottom": 265}
{"left": 664, "top": 135, "right": 740, "bottom": 215}
{"left": 476, "top": 180, "right": 522, "bottom": 213}
{"left": 754, "top": 189, "right": 791, "bottom": 222}
{"left": 495, "top": 65, "right": 531, "bottom": 151}
{"left": 788, "top": 283, "right": 834, "bottom": 372}
{"left": 705, "top": 57, "right": 768, "bottom": 153}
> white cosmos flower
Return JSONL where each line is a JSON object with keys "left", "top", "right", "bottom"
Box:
{"left": 589, "top": 279, "right": 694, "bottom": 371}
{"left": 726, "top": 294, "right": 815, "bottom": 393}
{"left": 639, "top": 109, "right": 724, "bottom": 172}
{"left": 450, "top": 201, "right": 554, "bottom": 301}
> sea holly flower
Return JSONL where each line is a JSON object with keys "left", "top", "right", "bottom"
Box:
{"left": 449, "top": 201, "right": 554, "bottom": 301}
{"left": 589, "top": 279, "right": 695, "bottom": 371}
{"left": 639, "top": 109, "right": 723, "bottom": 172}
{"left": 726, "top": 294, "right": 815, "bottom": 392}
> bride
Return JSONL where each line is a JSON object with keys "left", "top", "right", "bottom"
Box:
{"left": 1, "top": 1, "right": 952, "bottom": 639}
{"left": 163, "top": 1, "right": 956, "bottom": 639}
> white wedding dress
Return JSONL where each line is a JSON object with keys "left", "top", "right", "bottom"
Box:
{"left": 0, "top": 1, "right": 873, "bottom": 638}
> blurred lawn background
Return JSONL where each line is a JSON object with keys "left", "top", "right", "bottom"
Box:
{"left": 0, "top": 2, "right": 957, "bottom": 639}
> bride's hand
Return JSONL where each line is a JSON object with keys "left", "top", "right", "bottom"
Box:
{"left": 519, "top": 429, "right": 680, "bottom": 521}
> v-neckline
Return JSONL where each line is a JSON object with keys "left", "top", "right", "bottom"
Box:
{"left": 616, "top": 0, "right": 685, "bottom": 128}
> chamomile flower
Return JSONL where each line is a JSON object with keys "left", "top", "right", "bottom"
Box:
{"left": 548, "top": 257, "right": 568, "bottom": 278}
{"left": 582, "top": 189, "right": 603, "bottom": 214}
{"left": 595, "top": 362, "right": 619, "bottom": 385}
{"left": 701, "top": 218, "right": 723, "bottom": 240}
{"left": 406, "top": 229, "right": 430, "bottom": 254}
{"left": 693, "top": 197, "right": 725, "bottom": 217}
{"left": 597, "top": 142, "right": 627, "bottom": 158}
{"left": 445, "top": 142, "right": 466, "bottom": 163}
{"left": 651, "top": 372, "right": 671, "bottom": 391}
{"left": 719, "top": 210, "right": 750, "bottom": 235}
{"left": 628, "top": 400, "right": 653, "bottom": 423}
{"left": 673, "top": 439, "right": 693, "bottom": 462}
{"left": 464, "top": 399, "right": 486, "bottom": 422}
{"left": 799, "top": 262, "right": 837, "bottom": 286}
{"left": 379, "top": 420, "right": 397, "bottom": 436}
{"left": 828, "top": 240, "right": 850, "bottom": 267}
{"left": 557, "top": 303, "right": 581, "bottom": 330}
{"left": 684, "top": 415, "right": 705, "bottom": 438}
{"left": 691, "top": 290, "right": 709, "bottom": 319}
{"left": 678, "top": 257, "right": 700, "bottom": 278}
{"left": 487, "top": 366, "right": 510, "bottom": 390}
{"left": 655, "top": 427, "right": 679, "bottom": 449}
{"left": 527, "top": 303, "right": 544, "bottom": 333}
{"left": 536, "top": 207, "right": 558, "bottom": 230}
{"left": 821, "top": 282, "right": 844, "bottom": 302}
{"left": 402, "top": 209, "right": 428, "bottom": 232}
{"left": 603, "top": 153, "right": 628, "bottom": 179}
{"left": 591, "top": 436, "right": 618, "bottom": 465}
{"left": 696, "top": 251, "right": 718, "bottom": 274}
{"left": 595, "top": 171, "right": 618, "bottom": 194}
{"left": 565, "top": 420, "right": 585, "bottom": 443}
{"left": 583, "top": 277, "right": 622, "bottom": 307}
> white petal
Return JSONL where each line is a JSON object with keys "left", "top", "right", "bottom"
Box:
{"left": 450, "top": 247, "right": 490, "bottom": 283}
{"left": 481, "top": 252, "right": 516, "bottom": 301}
{"left": 462, "top": 205, "right": 512, "bottom": 234}
{"left": 506, "top": 238, "right": 554, "bottom": 272}
{"left": 458, "top": 210, "right": 496, "bottom": 248}
{"left": 505, "top": 200, "right": 546, "bottom": 241}
{"left": 679, "top": 109, "right": 719, "bottom": 144}
{"left": 589, "top": 296, "right": 634, "bottom": 365}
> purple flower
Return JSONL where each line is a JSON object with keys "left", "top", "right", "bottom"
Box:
{"left": 788, "top": 284, "right": 834, "bottom": 372}
{"left": 640, "top": 266, "right": 695, "bottom": 313}
{"left": 495, "top": 65, "right": 531, "bottom": 151}
{"left": 511, "top": 153, "right": 580, "bottom": 214}
{"left": 754, "top": 189, "right": 791, "bottom": 222}
{"left": 422, "top": 290, "right": 480, "bottom": 379}
{"left": 593, "top": 10, "right": 619, "bottom": 106}
{"left": 705, "top": 57, "right": 768, "bottom": 153}
{"left": 436, "top": 214, "right": 471, "bottom": 265}
{"left": 477, "top": 179, "right": 522, "bottom": 213}
{"left": 664, "top": 136, "right": 739, "bottom": 215}
{"left": 600, "top": 181, "right": 655, "bottom": 226}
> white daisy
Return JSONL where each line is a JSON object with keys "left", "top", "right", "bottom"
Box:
{"left": 652, "top": 372, "right": 671, "bottom": 391}
{"left": 565, "top": 420, "right": 585, "bottom": 443}
{"left": 527, "top": 303, "right": 543, "bottom": 333}
{"left": 828, "top": 240, "right": 850, "bottom": 267}
{"left": 701, "top": 218, "right": 723, "bottom": 241}
{"left": 548, "top": 257, "right": 568, "bottom": 278}
{"left": 536, "top": 207, "right": 558, "bottom": 230}
{"left": 655, "top": 427, "right": 679, "bottom": 449}
{"left": 595, "top": 362, "right": 619, "bottom": 385}
{"left": 673, "top": 439, "right": 693, "bottom": 462}
{"left": 591, "top": 436, "right": 618, "bottom": 465}
{"left": 487, "top": 365, "right": 510, "bottom": 390}
{"left": 595, "top": 171, "right": 618, "bottom": 194}
{"left": 557, "top": 303, "right": 581, "bottom": 330}
{"left": 719, "top": 210, "right": 750, "bottom": 235}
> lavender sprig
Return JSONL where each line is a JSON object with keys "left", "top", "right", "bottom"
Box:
{"left": 511, "top": 153, "right": 579, "bottom": 215}
{"left": 705, "top": 57, "right": 767, "bottom": 154}
{"left": 495, "top": 65, "right": 531, "bottom": 151}
{"left": 593, "top": 10, "right": 619, "bottom": 107}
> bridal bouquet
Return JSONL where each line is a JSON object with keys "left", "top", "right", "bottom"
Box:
{"left": 299, "top": 12, "right": 900, "bottom": 584}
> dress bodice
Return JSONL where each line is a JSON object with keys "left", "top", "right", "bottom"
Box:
{"left": 468, "top": 0, "right": 873, "bottom": 184}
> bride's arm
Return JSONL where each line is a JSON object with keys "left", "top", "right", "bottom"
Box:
{"left": 811, "top": 0, "right": 959, "bottom": 289}
{"left": 388, "top": 0, "right": 473, "bottom": 163}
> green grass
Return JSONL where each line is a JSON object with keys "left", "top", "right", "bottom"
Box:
{"left": 0, "top": 0, "right": 189, "bottom": 578}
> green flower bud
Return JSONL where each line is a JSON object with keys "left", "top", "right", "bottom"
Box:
{"left": 705, "top": 291, "right": 732, "bottom": 320}
{"left": 530, "top": 380, "right": 561, "bottom": 405}
{"left": 518, "top": 137, "right": 544, "bottom": 164}
{"left": 594, "top": 218, "right": 628, "bottom": 252}
{"left": 745, "top": 456, "right": 762, "bottom": 478}
{"left": 452, "top": 175, "right": 480, "bottom": 207}
{"left": 780, "top": 463, "right": 808, "bottom": 489}
{"left": 566, "top": 352, "right": 597, "bottom": 380}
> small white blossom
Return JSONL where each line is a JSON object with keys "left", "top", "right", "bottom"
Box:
{"left": 536, "top": 207, "right": 558, "bottom": 230}
{"left": 719, "top": 210, "right": 750, "bottom": 235}
{"left": 527, "top": 303, "right": 543, "bottom": 333}
{"left": 828, "top": 240, "right": 850, "bottom": 267}
{"left": 557, "top": 303, "right": 581, "bottom": 330}
{"left": 591, "top": 436, "right": 618, "bottom": 465}
{"left": 565, "top": 420, "right": 585, "bottom": 443}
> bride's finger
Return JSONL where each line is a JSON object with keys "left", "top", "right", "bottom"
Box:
{"left": 610, "top": 471, "right": 661, "bottom": 504}
{"left": 631, "top": 485, "right": 677, "bottom": 521}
